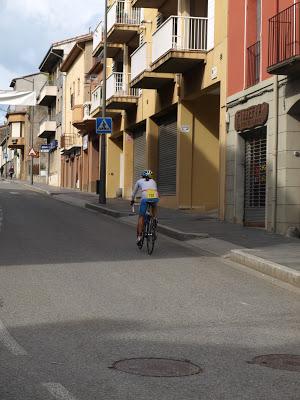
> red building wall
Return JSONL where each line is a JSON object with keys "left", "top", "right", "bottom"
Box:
{"left": 228, "top": 0, "right": 296, "bottom": 97}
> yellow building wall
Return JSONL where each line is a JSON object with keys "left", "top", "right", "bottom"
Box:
{"left": 65, "top": 51, "right": 85, "bottom": 136}
{"left": 106, "top": 136, "right": 122, "bottom": 198}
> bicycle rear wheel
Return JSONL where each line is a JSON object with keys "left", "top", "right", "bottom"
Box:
{"left": 146, "top": 218, "right": 157, "bottom": 255}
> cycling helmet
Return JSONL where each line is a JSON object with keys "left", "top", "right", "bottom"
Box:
{"left": 141, "top": 170, "right": 153, "bottom": 179}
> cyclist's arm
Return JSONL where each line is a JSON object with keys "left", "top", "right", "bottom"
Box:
{"left": 131, "top": 181, "right": 139, "bottom": 201}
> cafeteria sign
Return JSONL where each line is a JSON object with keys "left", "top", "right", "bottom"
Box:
{"left": 235, "top": 103, "right": 269, "bottom": 132}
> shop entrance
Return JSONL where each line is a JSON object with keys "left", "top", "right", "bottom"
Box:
{"left": 244, "top": 127, "right": 267, "bottom": 227}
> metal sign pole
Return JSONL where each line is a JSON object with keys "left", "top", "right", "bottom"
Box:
{"left": 99, "top": 0, "right": 108, "bottom": 204}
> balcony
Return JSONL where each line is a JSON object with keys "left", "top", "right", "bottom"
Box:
{"left": 268, "top": 2, "right": 300, "bottom": 75}
{"left": 151, "top": 16, "right": 207, "bottom": 73}
{"left": 6, "top": 106, "right": 27, "bottom": 123}
{"left": 8, "top": 136, "right": 25, "bottom": 149}
{"left": 107, "top": 1, "right": 142, "bottom": 47}
{"left": 92, "top": 20, "right": 123, "bottom": 58}
{"left": 39, "top": 118, "right": 56, "bottom": 138}
{"left": 131, "top": 0, "right": 165, "bottom": 7}
{"left": 246, "top": 41, "right": 261, "bottom": 88}
{"left": 61, "top": 133, "right": 82, "bottom": 151}
{"left": 91, "top": 85, "right": 103, "bottom": 117}
{"left": 38, "top": 81, "right": 57, "bottom": 106}
{"left": 106, "top": 72, "right": 139, "bottom": 110}
{"left": 131, "top": 41, "right": 175, "bottom": 89}
{"left": 72, "top": 105, "right": 84, "bottom": 129}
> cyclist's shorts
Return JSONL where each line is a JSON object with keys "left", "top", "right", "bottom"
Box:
{"left": 139, "top": 198, "right": 159, "bottom": 217}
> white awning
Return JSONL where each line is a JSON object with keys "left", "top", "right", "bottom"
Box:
{"left": 0, "top": 90, "right": 36, "bottom": 106}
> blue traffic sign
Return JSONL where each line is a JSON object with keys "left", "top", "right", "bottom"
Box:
{"left": 40, "top": 144, "right": 51, "bottom": 153}
{"left": 96, "top": 117, "right": 112, "bottom": 134}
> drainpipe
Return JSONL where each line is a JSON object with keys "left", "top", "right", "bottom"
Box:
{"left": 272, "top": 0, "right": 280, "bottom": 233}
{"left": 272, "top": 75, "right": 279, "bottom": 233}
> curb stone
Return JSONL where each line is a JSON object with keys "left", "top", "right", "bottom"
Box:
{"left": 230, "top": 249, "right": 300, "bottom": 288}
{"left": 86, "top": 202, "right": 210, "bottom": 241}
{"left": 86, "top": 202, "right": 134, "bottom": 218}
{"left": 16, "top": 181, "right": 52, "bottom": 196}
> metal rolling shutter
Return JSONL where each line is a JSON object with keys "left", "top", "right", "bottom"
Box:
{"left": 158, "top": 115, "right": 177, "bottom": 195}
{"left": 133, "top": 128, "right": 146, "bottom": 184}
{"left": 244, "top": 129, "right": 267, "bottom": 227}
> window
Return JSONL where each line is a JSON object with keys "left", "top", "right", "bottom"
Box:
{"left": 77, "top": 78, "right": 80, "bottom": 96}
{"left": 11, "top": 122, "right": 21, "bottom": 138}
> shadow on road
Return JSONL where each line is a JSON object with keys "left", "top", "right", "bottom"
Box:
{"left": 0, "top": 188, "right": 208, "bottom": 266}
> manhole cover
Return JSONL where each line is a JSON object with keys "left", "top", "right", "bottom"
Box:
{"left": 248, "top": 354, "right": 300, "bottom": 372}
{"left": 110, "top": 358, "right": 203, "bottom": 377}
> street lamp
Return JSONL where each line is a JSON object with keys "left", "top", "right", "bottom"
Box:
{"left": 99, "top": 0, "right": 108, "bottom": 204}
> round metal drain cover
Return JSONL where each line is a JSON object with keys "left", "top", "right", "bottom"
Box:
{"left": 110, "top": 358, "right": 203, "bottom": 377}
{"left": 248, "top": 354, "right": 300, "bottom": 372}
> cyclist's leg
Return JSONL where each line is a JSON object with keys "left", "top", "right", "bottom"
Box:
{"left": 138, "top": 199, "right": 147, "bottom": 237}
{"left": 149, "top": 199, "right": 159, "bottom": 218}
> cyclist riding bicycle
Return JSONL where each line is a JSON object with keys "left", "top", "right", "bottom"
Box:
{"left": 131, "top": 170, "right": 159, "bottom": 245}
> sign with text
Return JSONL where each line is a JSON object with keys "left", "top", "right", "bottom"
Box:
{"left": 40, "top": 144, "right": 51, "bottom": 153}
{"left": 235, "top": 103, "right": 269, "bottom": 132}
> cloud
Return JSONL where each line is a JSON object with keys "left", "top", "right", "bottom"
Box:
{"left": 0, "top": 0, "right": 104, "bottom": 90}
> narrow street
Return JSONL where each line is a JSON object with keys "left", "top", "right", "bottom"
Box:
{"left": 0, "top": 181, "right": 298, "bottom": 399}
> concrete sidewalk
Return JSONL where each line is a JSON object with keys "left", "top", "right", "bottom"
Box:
{"left": 14, "top": 180, "right": 300, "bottom": 288}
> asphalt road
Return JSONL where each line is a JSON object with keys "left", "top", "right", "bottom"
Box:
{"left": 0, "top": 181, "right": 299, "bottom": 400}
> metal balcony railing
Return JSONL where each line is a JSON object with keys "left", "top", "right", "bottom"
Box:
{"left": 106, "top": 72, "right": 139, "bottom": 99}
{"left": 268, "top": 2, "right": 300, "bottom": 68}
{"left": 93, "top": 20, "right": 104, "bottom": 51}
{"left": 107, "top": 0, "right": 142, "bottom": 33}
{"left": 152, "top": 16, "right": 208, "bottom": 63}
{"left": 91, "top": 84, "right": 103, "bottom": 113}
{"left": 246, "top": 41, "right": 261, "bottom": 88}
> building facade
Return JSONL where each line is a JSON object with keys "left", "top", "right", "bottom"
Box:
{"left": 38, "top": 37, "right": 79, "bottom": 187}
{"left": 6, "top": 73, "right": 48, "bottom": 183}
{"left": 91, "top": 0, "right": 228, "bottom": 214}
{"left": 226, "top": 0, "right": 300, "bottom": 234}
{"left": 60, "top": 34, "right": 94, "bottom": 190}
{"left": 0, "top": 124, "right": 11, "bottom": 178}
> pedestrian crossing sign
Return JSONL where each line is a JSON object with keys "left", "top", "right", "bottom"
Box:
{"left": 96, "top": 117, "right": 112, "bottom": 134}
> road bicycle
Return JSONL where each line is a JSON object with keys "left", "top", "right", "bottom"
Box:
{"left": 132, "top": 203, "right": 158, "bottom": 255}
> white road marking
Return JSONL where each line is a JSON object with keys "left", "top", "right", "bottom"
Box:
{"left": 9, "top": 192, "right": 19, "bottom": 195}
{"left": 0, "top": 318, "right": 28, "bottom": 356}
{"left": 42, "top": 383, "right": 79, "bottom": 400}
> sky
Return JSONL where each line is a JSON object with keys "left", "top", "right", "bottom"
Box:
{"left": 0, "top": 0, "right": 104, "bottom": 122}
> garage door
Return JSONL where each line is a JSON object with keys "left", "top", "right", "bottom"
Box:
{"left": 158, "top": 114, "right": 177, "bottom": 195}
{"left": 133, "top": 128, "right": 146, "bottom": 184}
